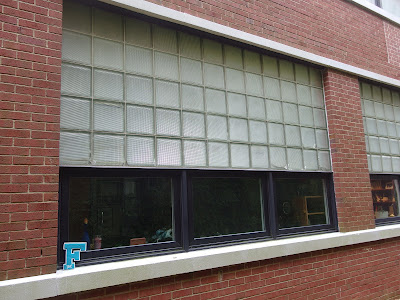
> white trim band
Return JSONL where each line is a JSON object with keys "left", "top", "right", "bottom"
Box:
{"left": 1, "top": 224, "right": 400, "bottom": 299}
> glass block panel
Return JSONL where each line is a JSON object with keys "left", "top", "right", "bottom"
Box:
{"left": 363, "top": 100, "right": 375, "bottom": 117}
{"left": 369, "top": 136, "right": 380, "bottom": 153}
{"left": 303, "top": 149, "right": 318, "bottom": 170}
{"left": 63, "top": 1, "right": 91, "bottom": 33}
{"left": 309, "top": 68, "right": 322, "bottom": 87}
{"left": 155, "top": 80, "right": 180, "bottom": 108}
{"left": 313, "top": 108, "right": 327, "bottom": 128}
{"left": 382, "top": 88, "right": 392, "bottom": 104}
{"left": 181, "top": 58, "right": 202, "bottom": 85}
{"left": 127, "top": 105, "right": 154, "bottom": 134}
{"left": 297, "top": 84, "right": 312, "bottom": 106}
{"left": 204, "top": 63, "right": 225, "bottom": 89}
{"left": 382, "top": 156, "right": 392, "bottom": 172}
{"left": 316, "top": 129, "right": 329, "bottom": 149}
{"left": 208, "top": 142, "right": 229, "bottom": 167}
{"left": 365, "top": 135, "right": 370, "bottom": 153}
{"left": 231, "top": 144, "right": 249, "bottom": 168}
{"left": 93, "top": 38, "right": 123, "bottom": 70}
{"left": 393, "top": 157, "right": 400, "bottom": 172}
{"left": 229, "top": 118, "right": 248, "bottom": 142}
{"left": 94, "top": 102, "right": 124, "bottom": 132}
{"left": 157, "top": 138, "right": 181, "bottom": 166}
{"left": 205, "top": 89, "right": 226, "bottom": 114}
{"left": 376, "top": 120, "right": 388, "bottom": 136}
{"left": 372, "top": 85, "right": 382, "bottom": 102}
{"left": 379, "top": 137, "right": 390, "bottom": 154}
{"left": 62, "top": 31, "right": 91, "bottom": 65}
{"left": 245, "top": 73, "right": 263, "bottom": 96}
{"left": 389, "top": 139, "right": 400, "bottom": 155}
{"left": 361, "top": 82, "right": 372, "bottom": 99}
{"left": 153, "top": 25, "right": 177, "bottom": 53}
{"left": 287, "top": 148, "right": 303, "bottom": 170}
{"left": 227, "top": 93, "right": 246, "bottom": 117}
{"left": 387, "top": 122, "right": 397, "bottom": 137}
{"left": 224, "top": 45, "right": 243, "bottom": 69}
{"left": 283, "top": 103, "right": 299, "bottom": 124}
{"left": 226, "top": 68, "right": 245, "bottom": 93}
{"left": 301, "top": 127, "right": 316, "bottom": 148}
{"left": 93, "top": 134, "right": 124, "bottom": 165}
{"left": 281, "top": 81, "right": 296, "bottom": 103}
{"left": 203, "top": 39, "right": 223, "bottom": 64}
{"left": 374, "top": 102, "right": 385, "bottom": 119}
{"left": 285, "top": 125, "right": 301, "bottom": 147}
{"left": 270, "top": 147, "right": 287, "bottom": 169}
{"left": 251, "top": 145, "right": 269, "bottom": 168}
{"left": 94, "top": 8, "right": 123, "bottom": 41}
{"left": 311, "top": 88, "right": 324, "bottom": 108}
{"left": 94, "top": 69, "right": 123, "bottom": 101}
{"left": 184, "top": 140, "right": 206, "bottom": 166}
{"left": 263, "top": 55, "right": 278, "bottom": 77}
{"left": 127, "top": 136, "right": 155, "bottom": 165}
{"left": 299, "top": 105, "right": 313, "bottom": 126}
{"left": 60, "top": 97, "right": 90, "bottom": 130}
{"left": 279, "top": 60, "right": 294, "bottom": 81}
{"left": 393, "top": 92, "right": 400, "bottom": 106}
{"left": 126, "top": 75, "right": 153, "bottom": 105}
{"left": 264, "top": 77, "right": 281, "bottom": 100}
{"left": 125, "top": 45, "right": 152, "bottom": 76}
{"left": 268, "top": 123, "right": 284, "bottom": 145}
{"left": 266, "top": 100, "right": 283, "bottom": 122}
{"left": 295, "top": 64, "right": 309, "bottom": 84}
{"left": 318, "top": 151, "right": 331, "bottom": 171}
{"left": 125, "top": 18, "right": 152, "bottom": 48}
{"left": 60, "top": 132, "right": 90, "bottom": 165}
{"left": 384, "top": 104, "right": 395, "bottom": 121}
{"left": 154, "top": 52, "right": 179, "bottom": 81}
{"left": 249, "top": 121, "right": 267, "bottom": 144}
{"left": 244, "top": 50, "right": 261, "bottom": 73}
{"left": 183, "top": 112, "right": 205, "bottom": 138}
{"left": 371, "top": 155, "right": 382, "bottom": 172}
{"left": 247, "top": 96, "right": 265, "bottom": 120}
{"left": 394, "top": 107, "right": 400, "bottom": 122}
{"left": 179, "top": 32, "right": 201, "bottom": 59}
{"left": 156, "top": 109, "right": 181, "bottom": 136}
{"left": 61, "top": 64, "right": 91, "bottom": 97}
{"left": 182, "top": 85, "right": 204, "bottom": 111}
{"left": 207, "top": 115, "right": 228, "bottom": 140}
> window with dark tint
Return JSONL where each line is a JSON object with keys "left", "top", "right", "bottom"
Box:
{"left": 371, "top": 178, "right": 400, "bottom": 219}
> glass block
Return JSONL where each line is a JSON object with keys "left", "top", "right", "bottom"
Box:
{"left": 374, "top": 102, "right": 384, "bottom": 118}
{"left": 363, "top": 100, "right": 375, "bottom": 117}
{"left": 301, "top": 127, "right": 316, "bottom": 148}
{"left": 376, "top": 120, "right": 388, "bottom": 136}
{"left": 62, "top": 31, "right": 91, "bottom": 65}
{"left": 183, "top": 112, "right": 205, "bottom": 138}
{"left": 245, "top": 73, "right": 263, "bottom": 96}
{"left": 372, "top": 85, "right": 382, "bottom": 102}
{"left": 295, "top": 64, "right": 309, "bottom": 84}
{"left": 125, "top": 45, "right": 152, "bottom": 76}
{"left": 249, "top": 121, "right": 267, "bottom": 144}
{"left": 299, "top": 105, "right": 313, "bottom": 127}
{"left": 382, "top": 88, "right": 392, "bottom": 104}
{"left": 371, "top": 155, "right": 382, "bottom": 172}
{"left": 231, "top": 144, "right": 249, "bottom": 168}
{"left": 397, "top": 124, "right": 400, "bottom": 138}
{"left": 309, "top": 68, "right": 322, "bottom": 87}
{"left": 203, "top": 39, "right": 223, "bottom": 64}
{"left": 94, "top": 70, "right": 124, "bottom": 103}
{"left": 311, "top": 88, "right": 324, "bottom": 108}
{"left": 224, "top": 45, "right": 243, "bottom": 69}
{"left": 387, "top": 122, "right": 397, "bottom": 137}
{"left": 207, "top": 115, "right": 228, "bottom": 140}
{"left": 229, "top": 118, "right": 248, "bottom": 142}
{"left": 394, "top": 107, "right": 400, "bottom": 122}
{"left": 205, "top": 89, "right": 226, "bottom": 114}
{"left": 154, "top": 52, "right": 179, "bottom": 81}
{"left": 389, "top": 139, "right": 400, "bottom": 155}
{"left": 384, "top": 104, "right": 395, "bottom": 121}
{"left": 179, "top": 32, "right": 201, "bottom": 59}
{"left": 208, "top": 142, "right": 229, "bottom": 167}
{"left": 287, "top": 148, "right": 303, "bottom": 170}
{"left": 94, "top": 8, "right": 123, "bottom": 41}
{"left": 157, "top": 138, "right": 181, "bottom": 166}
{"left": 297, "top": 85, "right": 312, "bottom": 106}
{"left": 263, "top": 77, "right": 281, "bottom": 100}
{"left": 181, "top": 58, "right": 202, "bottom": 85}
{"left": 367, "top": 154, "right": 372, "bottom": 172}
{"left": 182, "top": 85, "right": 204, "bottom": 111}
{"left": 369, "top": 136, "right": 380, "bottom": 153}
{"left": 244, "top": 50, "right": 261, "bottom": 73}
{"left": 62, "top": 1, "right": 91, "bottom": 33}
{"left": 127, "top": 105, "right": 154, "bottom": 134}
{"left": 361, "top": 82, "right": 372, "bottom": 99}
{"left": 303, "top": 149, "right": 318, "bottom": 170}
{"left": 251, "top": 145, "right": 269, "bottom": 168}
{"left": 204, "top": 63, "right": 225, "bottom": 89}
{"left": 285, "top": 125, "right": 301, "bottom": 147}
{"left": 94, "top": 102, "right": 124, "bottom": 132}
{"left": 226, "top": 68, "right": 245, "bottom": 93}
{"left": 93, "top": 134, "right": 124, "bottom": 165}
{"left": 270, "top": 147, "right": 287, "bottom": 169}
{"left": 283, "top": 103, "right": 299, "bottom": 124}
{"left": 316, "top": 129, "right": 329, "bottom": 149}
{"left": 379, "top": 137, "right": 390, "bottom": 154}
{"left": 127, "top": 136, "right": 155, "bottom": 165}
{"left": 153, "top": 25, "right": 177, "bottom": 53}
{"left": 313, "top": 108, "right": 327, "bottom": 128}
{"left": 266, "top": 100, "right": 283, "bottom": 122}
{"left": 281, "top": 81, "right": 297, "bottom": 103}
{"left": 393, "top": 157, "right": 400, "bottom": 172}
{"left": 247, "top": 96, "right": 265, "bottom": 120}
{"left": 279, "top": 60, "right": 294, "bottom": 81}
{"left": 126, "top": 75, "right": 153, "bottom": 105}
{"left": 268, "top": 123, "right": 284, "bottom": 145}
{"left": 393, "top": 92, "right": 400, "bottom": 106}
{"left": 263, "top": 55, "right": 278, "bottom": 77}
{"left": 156, "top": 109, "right": 181, "bottom": 136}
{"left": 155, "top": 80, "right": 180, "bottom": 108}
{"left": 125, "top": 18, "right": 152, "bottom": 48}
{"left": 227, "top": 93, "right": 246, "bottom": 117}
{"left": 93, "top": 38, "right": 123, "bottom": 70}
{"left": 382, "top": 156, "right": 392, "bottom": 172}
{"left": 60, "top": 97, "right": 90, "bottom": 130}
{"left": 60, "top": 132, "right": 90, "bottom": 165}
{"left": 365, "top": 135, "right": 370, "bottom": 153}
{"left": 318, "top": 151, "right": 331, "bottom": 171}
{"left": 61, "top": 64, "right": 91, "bottom": 97}
{"left": 184, "top": 140, "right": 206, "bottom": 166}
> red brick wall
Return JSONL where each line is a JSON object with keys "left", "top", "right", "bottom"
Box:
{"left": 0, "top": 0, "right": 63, "bottom": 280}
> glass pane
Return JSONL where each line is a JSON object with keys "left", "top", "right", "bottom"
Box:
{"left": 285, "top": 125, "right": 301, "bottom": 147}
{"left": 94, "top": 69, "right": 123, "bottom": 101}
{"left": 363, "top": 100, "right": 375, "bottom": 117}
{"left": 156, "top": 109, "right": 181, "bottom": 136}
{"left": 153, "top": 25, "right": 177, "bottom": 53}
{"left": 247, "top": 96, "right": 265, "bottom": 120}
{"left": 60, "top": 97, "right": 90, "bottom": 130}
{"left": 225, "top": 68, "right": 245, "bottom": 93}
{"left": 127, "top": 136, "right": 155, "bottom": 165}
{"left": 283, "top": 103, "right": 299, "bottom": 124}
{"left": 63, "top": 1, "right": 91, "bottom": 33}
{"left": 60, "top": 132, "right": 90, "bottom": 165}
{"left": 204, "top": 64, "right": 225, "bottom": 89}
{"left": 251, "top": 145, "right": 269, "bottom": 168}
{"left": 224, "top": 45, "right": 243, "bottom": 69}
{"left": 371, "top": 179, "right": 400, "bottom": 219}
{"left": 297, "top": 85, "right": 312, "bottom": 106}
{"left": 154, "top": 52, "right": 179, "bottom": 81}
{"left": 227, "top": 93, "right": 247, "bottom": 117}
{"left": 244, "top": 50, "right": 261, "bottom": 73}
{"left": 264, "top": 77, "right": 280, "bottom": 100}
{"left": 207, "top": 115, "right": 228, "bottom": 140}
{"left": 94, "top": 102, "right": 124, "bottom": 132}
{"left": 318, "top": 151, "right": 331, "bottom": 171}
{"left": 266, "top": 100, "right": 282, "bottom": 122}
{"left": 125, "top": 18, "right": 152, "bottom": 48}
{"left": 181, "top": 58, "right": 203, "bottom": 85}
{"left": 279, "top": 60, "right": 294, "bottom": 81}
{"left": 184, "top": 140, "right": 206, "bottom": 166}
{"left": 179, "top": 32, "right": 201, "bottom": 59}
{"left": 311, "top": 88, "right": 324, "bottom": 108}
{"left": 127, "top": 105, "right": 154, "bottom": 134}
{"left": 295, "top": 64, "right": 309, "bottom": 84}
{"left": 281, "top": 81, "right": 296, "bottom": 103}
{"left": 208, "top": 142, "right": 229, "bottom": 167}
{"left": 299, "top": 106, "right": 313, "bottom": 127}
{"left": 245, "top": 73, "right": 263, "bottom": 96}
{"left": 203, "top": 39, "right": 223, "bottom": 64}
{"left": 125, "top": 45, "right": 153, "bottom": 76}
{"left": 93, "top": 8, "right": 123, "bottom": 41}
{"left": 205, "top": 89, "right": 226, "bottom": 114}
{"left": 268, "top": 123, "right": 284, "bottom": 145}
{"left": 155, "top": 80, "right": 180, "bottom": 108}
{"left": 303, "top": 149, "right": 318, "bottom": 170}
{"left": 157, "top": 138, "right": 181, "bottom": 166}
{"left": 231, "top": 144, "right": 250, "bottom": 168}
{"left": 263, "top": 56, "right": 278, "bottom": 77}
{"left": 270, "top": 147, "right": 287, "bottom": 169}
{"left": 287, "top": 148, "right": 303, "bottom": 170}
{"left": 93, "top": 38, "right": 123, "bottom": 70}
{"left": 61, "top": 64, "right": 91, "bottom": 97}
{"left": 309, "top": 69, "right": 322, "bottom": 87}
{"left": 126, "top": 75, "right": 153, "bottom": 105}
{"left": 182, "top": 85, "right": 204, "bottom": 111}
{"left": 183, "top": 112, "right": 205, "bottom": 138}
{"left": 62, "top": 31, "right": 91, "bottom": 65}
{"left": 249, "top": 120, "right": 267, "bottom": 144}
{"left": 93, "top": 134, "right": 124, "bottom": 165}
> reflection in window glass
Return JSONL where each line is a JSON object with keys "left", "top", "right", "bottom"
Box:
{"left": 276, "top": 178, "right": 328, "bottom": 228}
{"left": 371, "top": 179, "right": 400, "bottom": 219}
{"left": 192, "top": 177, "right": 263, "bottom": 238}
{"left": 68, "top": 177, "right": 173, "bottom": 250}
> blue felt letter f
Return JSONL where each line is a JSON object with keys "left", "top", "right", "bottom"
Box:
{"left": 63, "top": 242, "right": 87, "bottom": 270}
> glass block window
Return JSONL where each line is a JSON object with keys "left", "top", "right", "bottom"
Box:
{"left": 60, "top": 1, "right": 330, "bottom": 171}
{"left": 361, "top": 82, "right": 400, "bottom": 173}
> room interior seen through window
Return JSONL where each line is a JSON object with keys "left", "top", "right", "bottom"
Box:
{"left": 371, "top": 178, "right": 400, "bottom": 219}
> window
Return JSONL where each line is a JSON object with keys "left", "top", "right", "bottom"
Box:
{"left": 371, "top": 176, "right": 400, "bottom": 222}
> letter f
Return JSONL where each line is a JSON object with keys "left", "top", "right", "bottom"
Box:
{"left": 63, "top": 242, "right": 87, "bottom": 270}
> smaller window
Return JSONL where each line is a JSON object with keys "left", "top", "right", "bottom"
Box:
{"left": 371, "top": 177, "right": 400, "bottom": 221}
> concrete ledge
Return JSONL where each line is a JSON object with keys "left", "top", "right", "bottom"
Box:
{"left": 2, "top": 224, "right": 400, "bottom": 299}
